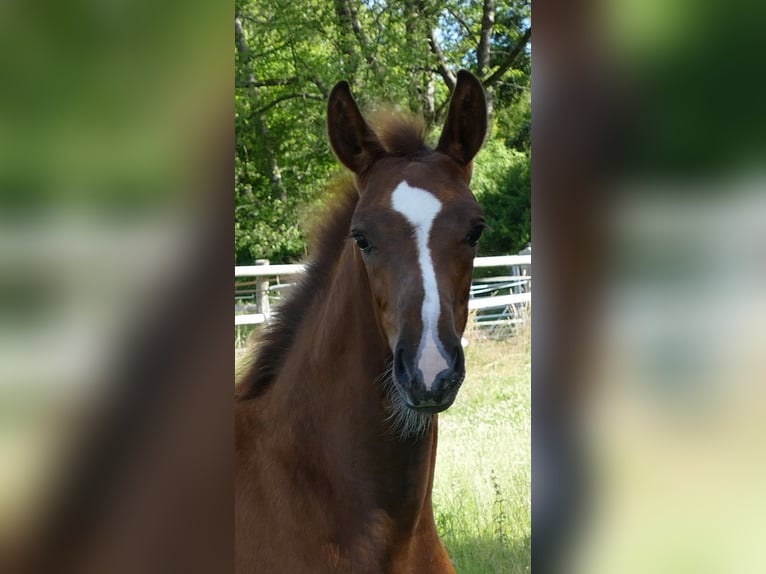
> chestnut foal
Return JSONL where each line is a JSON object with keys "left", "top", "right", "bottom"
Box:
{"left": 236, "top": 71, "right": 487, "bottom": 573}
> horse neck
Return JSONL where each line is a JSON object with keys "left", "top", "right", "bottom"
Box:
{"left": 267, "top": 242, "right": 438, "bottom": 529}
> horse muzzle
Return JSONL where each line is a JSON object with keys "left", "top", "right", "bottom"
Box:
{"left": 393, "top": 344, "right": 465, "bottom": 413}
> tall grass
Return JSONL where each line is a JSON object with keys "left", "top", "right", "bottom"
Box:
{"left": 433, "top": 317, "right": 531, "bottom": 573}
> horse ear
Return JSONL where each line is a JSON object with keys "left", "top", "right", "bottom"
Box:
{"left": 436, "top": 70, "right": 488, "bottom": 166}
{"left": 327, "top": 81, "right": 384, "bottom": 174}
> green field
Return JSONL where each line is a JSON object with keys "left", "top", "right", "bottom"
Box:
{"left": 433, "top": 320, "right": 531, "bottom": 573}
{"left": 235, "top": 318, "right": 531, "bottom": 573}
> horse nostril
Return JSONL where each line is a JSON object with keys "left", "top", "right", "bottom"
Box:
{"left": 438, "top": 368, "right": 461, "bottom": 388}
{"left": 448, "top": 369, "right": 464, "bottom": 387}
{"left": 451, "top": 345, "right": 465, "bottom": 371}
{"left": 394, "top": 347, "right": 411, "bottom": 387}
{"left": 435, "top": 349, "right": 465, "bottom": 393}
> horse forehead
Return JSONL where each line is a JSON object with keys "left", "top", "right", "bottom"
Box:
{"left": 390, "top": 181, "right": 442, "bottom": 226}
{"left": 385, "top": 177, "right": 478, "bottom": 226}
{"left": 365, "top": 157, "right": 470, "bottom": 204}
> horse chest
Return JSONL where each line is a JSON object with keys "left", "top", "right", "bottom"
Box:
{"left": 236, "top": 440, "right": 452, "bottom": 573}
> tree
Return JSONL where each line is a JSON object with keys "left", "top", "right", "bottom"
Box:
{"left": 235, "top": 0, "right": 531, "bottom": 263}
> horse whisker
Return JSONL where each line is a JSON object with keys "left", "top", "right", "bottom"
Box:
{"left": 376, "top": 359, "right": 433, "bottom": 441}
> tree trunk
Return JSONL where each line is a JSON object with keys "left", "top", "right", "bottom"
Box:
{"left": 235, "top": 15, "right": 286, "bottom": 201}
{"left": 333, "top": 0, "right": 361, "bottom": 76}
{"left": 477, "top": 0, "right": 495, "bottom": 78}
{"left": 477, "top": 0, "right": 496, "bottom": 129}
{"left": 334, "top": 0, "right": 377, "bottom": 77}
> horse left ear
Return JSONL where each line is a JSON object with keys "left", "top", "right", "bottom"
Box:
{"left": 436, "top": 70, "right": 488, "bottom": 166}
{"left": 327, "top": 81, "right": 385, "bottom": 175}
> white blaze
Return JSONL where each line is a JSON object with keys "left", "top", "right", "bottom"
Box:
{"left": 391, "top": 181, "right": 449, "bottom": 389}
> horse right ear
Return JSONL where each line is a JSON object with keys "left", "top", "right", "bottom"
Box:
{"left": 436, "top": 70, "right": 487, "bottom": 166}
{"left": 327, "top": 81, "right": 384, "bottom": 175}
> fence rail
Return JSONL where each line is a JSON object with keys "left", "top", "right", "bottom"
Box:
{"left": 235, "top": 255, "right": 530, "bottom": 278}
{"left": 235, "top": 263, "right": 304, "bottom": 278}
{"left": 235, "top": 254, "right": 531, "bottom": 329}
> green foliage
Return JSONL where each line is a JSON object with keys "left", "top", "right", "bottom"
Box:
{"left": 235, "top": 0, "right": 531, "bottom": 264}
{"left": 472, "top": 138, "right": 531, "bottom": 255}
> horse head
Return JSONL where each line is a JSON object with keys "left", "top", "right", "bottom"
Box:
{"left": 327, "top": 71, "right": 488, "bottom": 417}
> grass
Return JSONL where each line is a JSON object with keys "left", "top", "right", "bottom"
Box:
{"left": 433, "top": 317, "right": 531, "bottom": 573}
{"left": 235, "top": 316, "right": 531, "bottom": 573}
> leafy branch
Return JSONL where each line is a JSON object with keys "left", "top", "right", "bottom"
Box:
{"left": 253, "top": 93, "right": 324, "bottom": 116}
{"left": 484, "top": 27, "right": 531, "bottom": 87}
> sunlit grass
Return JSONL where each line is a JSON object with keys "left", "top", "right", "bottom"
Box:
{"left": 433, "top": 318, "right": 531, "bottom": 573}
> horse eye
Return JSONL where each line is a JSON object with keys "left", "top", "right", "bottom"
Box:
{"left": 466, "top": 223, "right": 485, "bottom": 246}
{"left": 351, "top": 232, "right": 372, "bottom": 252}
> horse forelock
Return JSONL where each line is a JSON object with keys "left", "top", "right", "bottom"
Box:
{"left": 370, "top": 110, "right": 429, "bottom": 159}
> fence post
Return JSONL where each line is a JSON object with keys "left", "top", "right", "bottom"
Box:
{"left": 511, "top": 264, "right": 520, "bottom": 294}
{"left": 255, "top": 259, "right": 270, "bottom": 320}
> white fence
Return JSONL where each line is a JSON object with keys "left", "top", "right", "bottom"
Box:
{"left": 235, "top": 254, "right": 531, "bottom": 327}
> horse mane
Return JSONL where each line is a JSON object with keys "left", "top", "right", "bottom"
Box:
{"left": 236, "top": 177, "right": 358, "bottom": 401}
{"left": 236, "top": 114, "right": 428, "bottom": 401}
